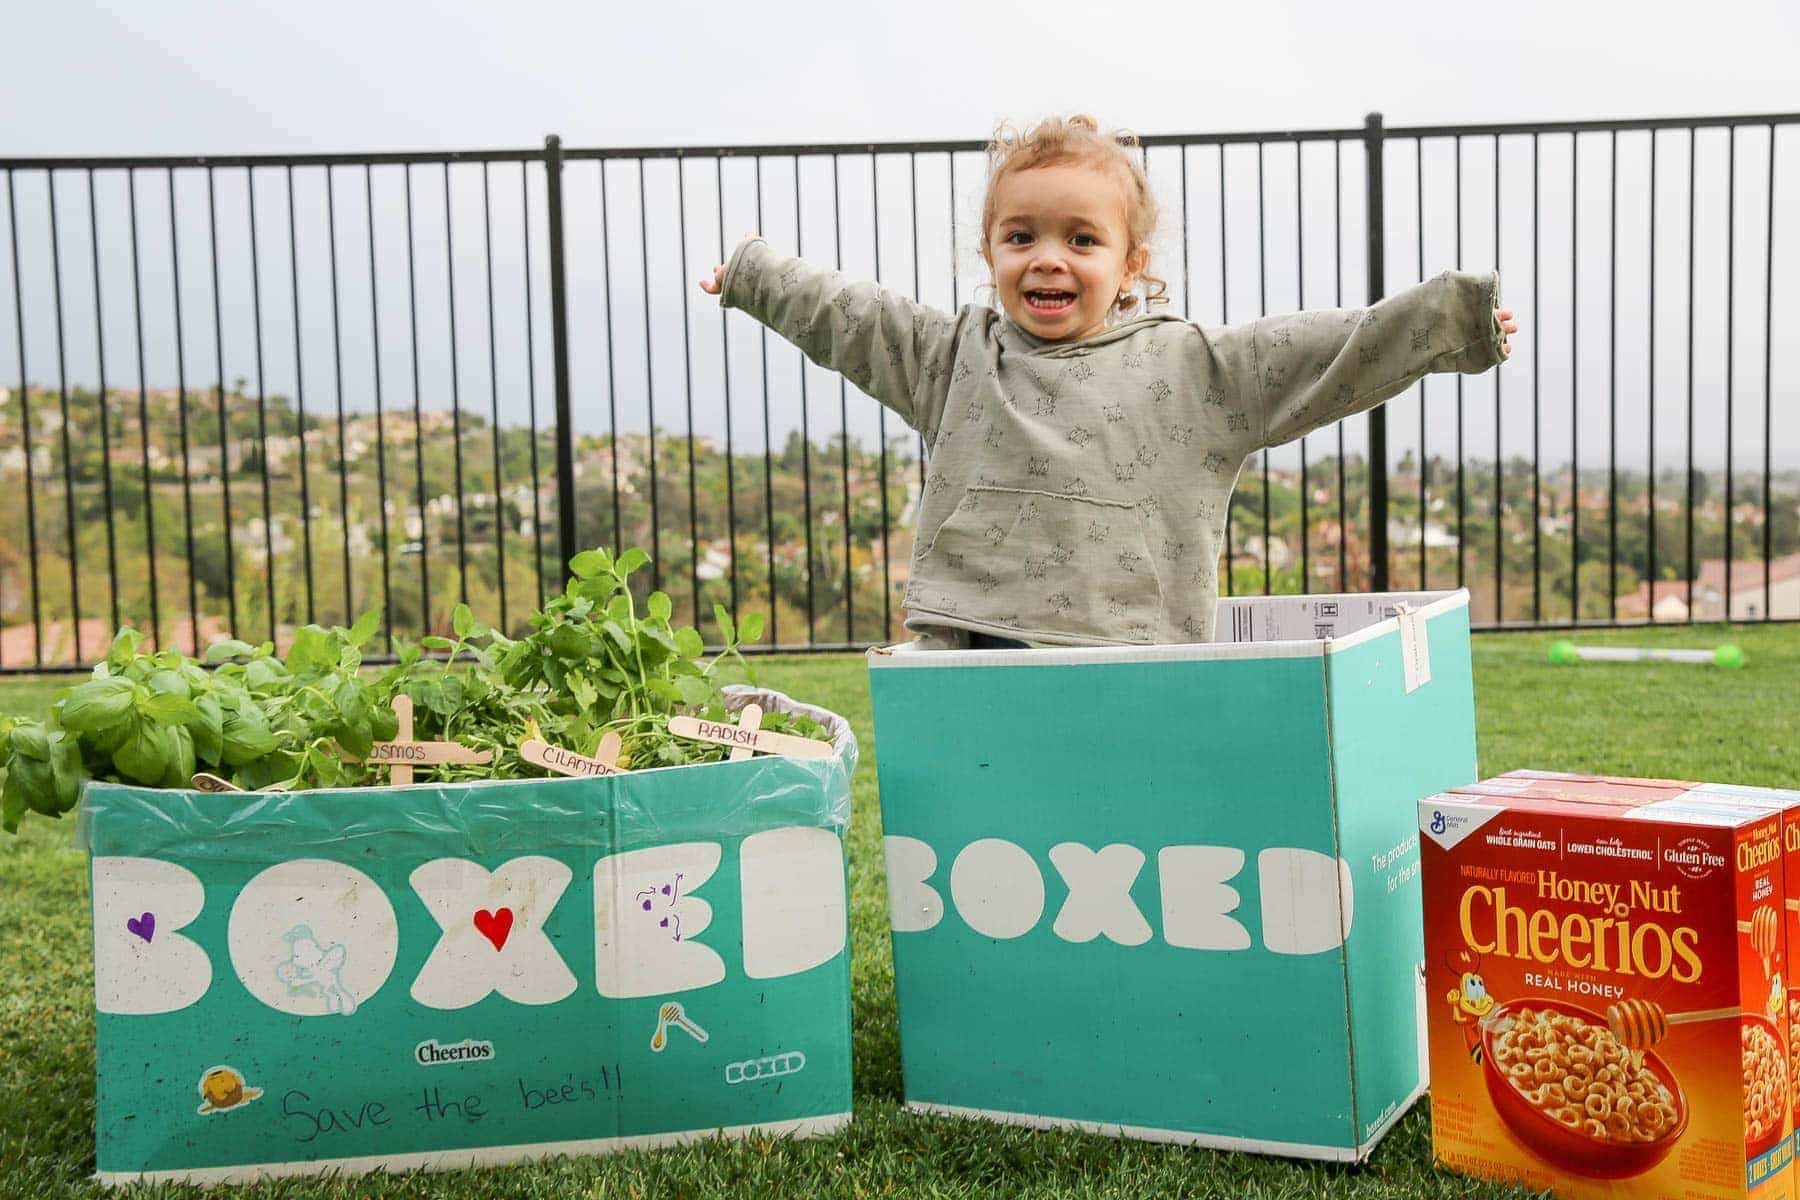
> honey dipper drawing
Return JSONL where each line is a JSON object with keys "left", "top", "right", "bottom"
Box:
{"left": 648, "top": 1001, "right": 709, "bottom": 1052}
{"left": 1606, "top": 998, "right": 1741, "bottom": 1050}
{"left": 1740, "top": 904, "right": 1779, "bottom": 978}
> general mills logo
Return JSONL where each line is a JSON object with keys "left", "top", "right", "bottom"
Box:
{"left": 724, "top": 1050, "right": 806, "bottom": 1085}
{"left": 1430, "top": 811, "right": 1447, "bottom": 836}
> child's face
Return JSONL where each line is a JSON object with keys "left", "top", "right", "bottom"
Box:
{"left": 984, "top": 162, "right": 1146, "bottom": 341}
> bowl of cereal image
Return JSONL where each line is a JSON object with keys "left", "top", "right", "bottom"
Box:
{"left": 1742, "top": 1013, "right": 1787, "bottom": 1159}
{"left": 1479, "top": 998, "right": 1689, "bottom": 1179}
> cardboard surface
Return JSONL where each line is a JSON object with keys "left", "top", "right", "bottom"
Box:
{"left": 81, "top": 691, "right": 856, "bottom": 1185}
{"left": 869, "top": 590, "right": 1476, "bottom": 1160}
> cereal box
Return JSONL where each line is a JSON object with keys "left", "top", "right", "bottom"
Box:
{"left": 1476, "top": 771, "right": 1800, "bottom": 1169}
{"left": 1421, "top": 782, "right": 1794, "bottom": 1198}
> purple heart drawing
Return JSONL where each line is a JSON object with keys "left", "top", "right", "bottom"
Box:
{"left": 126, "top": 912, "right": 156, "bottom": 943}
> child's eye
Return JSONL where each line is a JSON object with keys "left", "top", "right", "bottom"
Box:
{"left": 1070, "top": 234, "right": 1097, "bottom": 248}
{"left": 1004, "top": 231, "right": 1032, "bottom": 246}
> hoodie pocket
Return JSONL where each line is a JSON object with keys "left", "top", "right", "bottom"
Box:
{"left": 922, "top": 485, "right": 1166, "bottom": 641}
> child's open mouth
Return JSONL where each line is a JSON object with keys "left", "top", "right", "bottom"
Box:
{"left": 1024, "top": 289, "right": 1076, "bottom": 315}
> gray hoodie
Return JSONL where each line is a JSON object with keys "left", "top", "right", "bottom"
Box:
{"left": 720, "top": 237, "right": 1506, "bottom": 646}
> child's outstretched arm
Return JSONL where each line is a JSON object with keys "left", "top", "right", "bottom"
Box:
{"left": 1199, "top": 269, "right": 1516, "bottom": 450}
{"left": 700, "top": 236, "right": 961, "bottom": 440}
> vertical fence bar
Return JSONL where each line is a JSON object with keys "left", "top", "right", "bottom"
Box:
{"left": 287, "top": 165, "right": 317, "bottom": 623}
{"left": 482, "top": 163, "right": 509, "bottom": 630}
{"left": 714, "top": 159, "right": 739, "bottom": 624}
{"left": 1455, "top": 136, "right": 1466, "bottom": 589}
{"left": 49, "top": 172, "right": 86, "bottom": 660}
{"left": 1494, "top": 135, "right": 1503, "bottom": 623}
{"left": 1257, "top": 141, "right": 1270, "bottom": 595}
{"left": 755, "top": 157, "right": 778, "bottom": 645}
{"left": 832, "top": 154, "right": 852, "bottom": 642}
{"left": 596, "top": 157, "right": 622, "bottom": 557}
{"left": 1764, "top": 126, "right": 1778, "bottom": 626}
{"left": 1335, "top": 140, "right": 1346, "bottom": 591}
{"left": 1724, "top": 127, "right": 1736, "bottom": 620}
{"left": 1364, "top": 112, "right": 1389, "bottom": 594}
{"left": 205, "top": 168, "right": 237, "bottom": 638}
{"left": 796, "top": 156, "right": 816, "bottom": 643}
{"left": 326, "top": 167, "right": 354, "bottom": 624}
{"left": 1570, "top": 134, "right": 1580, "bottom": 623}
{"left": 365, "top": 165, "right": 394, "bottom": 641}
{"left": 86, "top": 169, "right": 121, "bottom": 635}
{"left": 1297, "top": 141, "right": 1308, "bottom": 591}
{"left": 633, "top": 159, "right": 662, "bottom": 590}
{"left": 1416, "top": 137, "right": 1427, "bottom": 590}
{"left": 1609, "top": 132, "right": 1619, "bottom": 620}
{"left": 1218, "top": 144, "right": 1232, "bottom": 596}
{"left": 1685, "top": 129, "right": 1696, "bottom": 620}
{"left": 874, "top": 154, "right": 891, "bottom": 640}
{"left": 909, "top": 151, "right": 925, "bottom": 571}
{"left": 403, "top": 165, "right": 431, "bottom": 632}
{"left": 1531, "top": 133, "right": 1541, "bottom": 624}
{"left": 636, "top": 160, "right": 660, "bottom": 592}
{"left": 521, "top": 164, "right": 546, "bottom": 610}
{"left": 128, "top": 171, "right": 163, "bottom": 647}
{"left": 246, "top": 169, "right": 274, "bottom": 643}
{"left": 7, "top": 171, "right": 44, "bottom": 664}
{"left": 676, "top": 156, "right": 701, "bottom": 626}
{"left": 1648, "top": 131, "right": 1658, "bottom": 616}
{"left": 444, "top": 163, "right": 469, "bottom": 603}
{"left": 167, "top": 169, "right": 199, "bottom": 652}
{"left": 544, "top": 137, "right": 577, "bottom": 584}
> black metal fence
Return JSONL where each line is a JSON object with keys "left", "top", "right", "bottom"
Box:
{"left": 2, "top": 110, "right": 1797, "bottom": 671}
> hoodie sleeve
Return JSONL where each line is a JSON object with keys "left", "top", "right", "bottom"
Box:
{"left": 719, "top": 236, "right": 960, "bottom": 439}
{"left": 1203, "top": 269, "right": 1508, "bottom": 450}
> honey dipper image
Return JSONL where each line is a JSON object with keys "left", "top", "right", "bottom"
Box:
{"left": 1740, "top": 905, "right": 1779, "bottom": 978}
{"left": 1606, "top": 998, "right": 1740, "bottom": 1049}
{"left": 196, "top": 1066, "right": 263, "bottom": 1115}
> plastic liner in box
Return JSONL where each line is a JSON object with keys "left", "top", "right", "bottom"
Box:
{"left": 77, "top": 685, "right": 856, "bottom": 861}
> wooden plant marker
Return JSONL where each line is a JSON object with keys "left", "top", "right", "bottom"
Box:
{"left": 520, "top": 731, "right": 626, "bottom": 778}
{"left": 667, "top": 703, "right": 832, "bottom": 761}
{"left": 340, "top": 694, "right": 492, "bottom": 785}
{"left": 190, "top": 772, "right": 244, "bottom": 793}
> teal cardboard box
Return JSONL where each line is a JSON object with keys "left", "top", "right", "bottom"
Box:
{"left": 78, "top": 689, "right": 856, "bottom": 1185}
{"left": 869, "top": 591, "right": 1476, "bottom": 1161}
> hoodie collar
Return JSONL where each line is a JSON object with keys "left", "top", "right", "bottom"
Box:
{"left": 996, "top": 310, "right": 1188, "bottom": 358}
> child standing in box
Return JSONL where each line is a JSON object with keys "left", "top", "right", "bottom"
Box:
{"left": 701, "top": 115, "right": 1518, "bottom": 648}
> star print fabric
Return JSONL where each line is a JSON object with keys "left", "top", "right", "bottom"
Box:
{"left": 720, "top": 237, "right": 1505, "bottom": 646}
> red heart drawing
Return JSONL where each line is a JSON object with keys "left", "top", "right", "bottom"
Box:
{"left": 473, "top": 907, "right": 513, "bottom": 952}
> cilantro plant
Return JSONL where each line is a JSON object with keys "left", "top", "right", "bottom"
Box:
{"left": 0, "top": 546, "right": 830, "bottom": 832}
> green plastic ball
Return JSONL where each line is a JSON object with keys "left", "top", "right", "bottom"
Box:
{"left": 1548, "top": 639, "right": 1579, "bottom": 666}
{"left": 1713, "top": 643, "right": 1744, "bottom": 669}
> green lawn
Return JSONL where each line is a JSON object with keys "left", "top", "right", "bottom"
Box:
{"left": 3, "top": 623, "right": 1797, "bottom": 1198}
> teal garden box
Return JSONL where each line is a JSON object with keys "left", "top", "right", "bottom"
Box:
{"left": 868, "top": 591, "right": 1476, "bottom": 1161}
{"left": 78, "top": 689, "right": 855, "bottom": 1186}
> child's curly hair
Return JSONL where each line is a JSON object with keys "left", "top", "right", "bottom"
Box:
{"left": 980, "top": 114, "right": 1169, "bottom": 321}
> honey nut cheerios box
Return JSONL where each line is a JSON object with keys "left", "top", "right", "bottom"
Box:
{"left": 1421, "top": 776, "right": 1795, "bottom": 1199}
{"left": 1481, "top": 772, "right": 1800, "bottom": 1169}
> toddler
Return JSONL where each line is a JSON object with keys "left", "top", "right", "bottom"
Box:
{"left": 701, "top": 115, "right": 1517, "bottom": 648}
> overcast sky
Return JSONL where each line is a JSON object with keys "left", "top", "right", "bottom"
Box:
{"left": 4, "top": 0, "right": 1798, "bottom": 474}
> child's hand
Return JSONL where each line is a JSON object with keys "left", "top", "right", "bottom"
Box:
{"left": 1496, "top": 309, "right": 1519, "bottom": 358}
{"left": 698, "top": 233, "right": 760, "bottom": 296}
